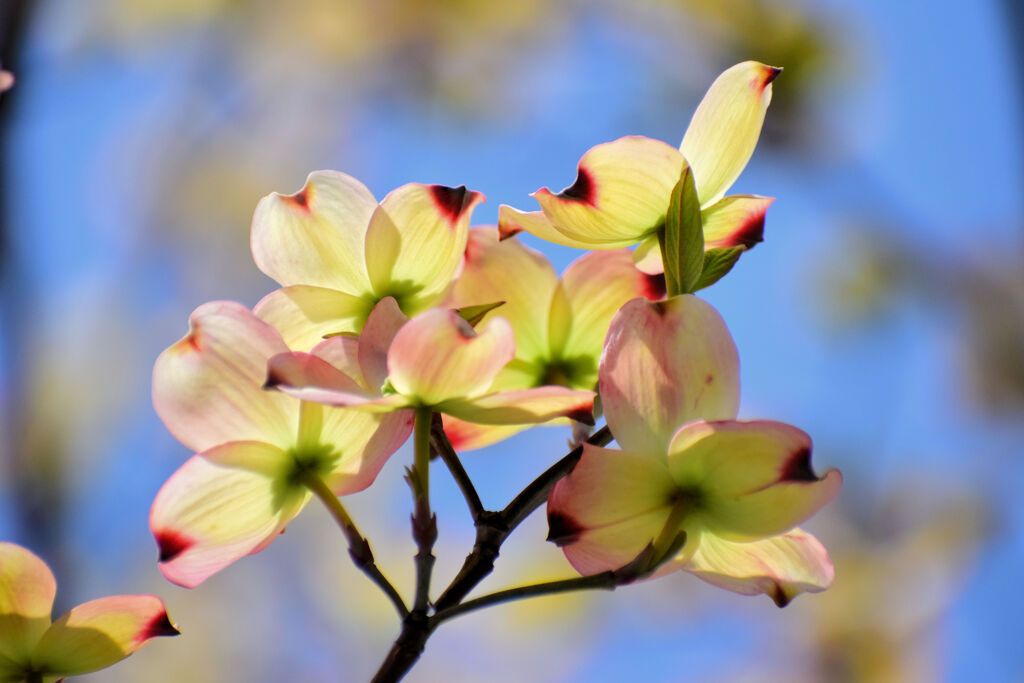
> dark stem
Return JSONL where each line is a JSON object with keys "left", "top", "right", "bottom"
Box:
{"left": 434, "top": 425, "right": 612, "bottom": 611}
{"left": 432, "top": 529, "right": 687, "bottom": 629}
{"left": 502, "top": 425, "right": 612, "bottom": 531}
{"left": 410, "top": 408, "right": 437, "bottom": 614}
{"left": 435, "top": 574, "right": 623, "bottom": 627}
{"left": 373, "top": 408, "right": 437, "bottom": 683}
{"left": 373, "top": 425, "right": 616, "bottom": 682}
{"left": 431, "top": 511, "right": 507, "bottom": 611}
{"left": 429, "top": 413, "right": 484, "bottom": 521}
{"left": 370, "top": 611, "right": 431, "bottom": 683}
{"left": 301, "top": 472, "right": 408, "bottom": 619}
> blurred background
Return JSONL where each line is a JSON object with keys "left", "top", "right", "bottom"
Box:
{"left": 0, "top": 0, "right": 1020, "bottom": 680}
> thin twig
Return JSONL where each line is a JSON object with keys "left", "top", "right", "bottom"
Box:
{"left": 429, "top": 413, "right": 484, "bottom": 521}
{"left": 502, "top": 425, "right": 612, "bottom": 531}
{"left": 433, "top": 425, "right": 613, "bottom": 611}
{"left": 375, "top": 425, "right": 619, "bottom": 681}
{"left": 372, "top": 408, "right": 438, "bottom": 683}
{"left": 433, "top": 574, "right": 622, "bottom": 627}
{"left": 431, "top": 530, "right": 687, "bottom": 629}
{"left": 410, "top": 408, "right": 437, "bottom": 614}
{"left": 301, "top": 472, "right": 409, "bottom": 619}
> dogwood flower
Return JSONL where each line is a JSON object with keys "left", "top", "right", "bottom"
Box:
{"left": 251, "top": 172, "right": 484, "bottom": 350}
{"left": 499, "top": 61, "right": 778, "bottom": 274}
{"left": 265, "top": 297, "right": 595, "bottom": 430}
{"left": 150, "top": 301, "right": 412, "bottom": 588}
{"left": 0, "top": 542, "right": 178, "bottom": 682}
{"left": 440, "top": 227, "right": 664, "bottom": 450}
{"left": 547, "top": 295, "right": 841, "bottom": 605}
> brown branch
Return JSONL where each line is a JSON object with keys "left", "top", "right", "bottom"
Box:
{"left": 373, "top": 425, "right": 616, "bottom": 681}
{"left": 429, "top": 413, "right": 484, "bottom": 521}
{"left": 431, "top": 531, "right": 687, "bottom": 628}
{"left": 434, "top": 425, "right": 611, "bottom": 611}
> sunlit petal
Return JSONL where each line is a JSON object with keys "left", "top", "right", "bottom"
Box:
{"left": 600, "top": 295, "right": 739, "bottom": 455}
{"left": 631, "top": 234, "right": 664, "bottom": 275}
{"left": 388, "top": 309, "right": 514, "bottom": 405}
{"left": 265, "top": 351, "right": 386, "bottom": 409}
{"left": 363, "top": 205, "right": 403, "bottom": 299}
{"left": 253, "top": 286, "right": 371, "bottom": 351}
{"left": 31, "top": 596, "right": 178, "bottom": 677}
{"left": 559, "top": 509, "right": 678, "bottom": 577}
{"left": 369, "top": 183, "right": 484, "bottom": 310}
{"left": 319, "top": 408, "right": 415, "bottom": 494}
{"left": 546, "top": 282, "right": 573, "bottom": 372}
{"left": 441, "top": 387, "right": 594, "bottom": 425}
{"left": 532, "top": 136, "right": 685, "bottom": 244}
{"left": 680, "top": 61, "right": 780, "bottom": 205}
{"left": 308, "top": 336, "right": 363, "bottom": 386}
{"left": 356, "top": 297, "right": 408, "bottom": 391}
{"left": 683, "top": 529, "right": 834, "bottom": 607}
{"left": 559, "top": 249, "right": 663, "bottom": 364}
{"left": 497, "top": 206, "right": 607, "bottom": 248}
{"left": 267, "top": 350, "right": 366, "bottom": 395}
{"left": 268, "top": 385, "right": 410, "bottom": 414}
{"left": 251, "top": 170, "right": 376, "bottom": 292}
{"left": 446, "top": 227, "right": 558, "bottom": 362}
{"left": 707, "top": 469, "right": 842, "bottom": 541}
{"left": 149, "top": 443, "right": 304, "bottom": 588}
{"left": 701, "top": 195, "right": 774, "bottom": 248}
{"left": 548, "top": 444, "right": 678, "bottom": 576}
{"left": 668, "top": 419, "right": 812, "bottom": 492}
{"left": 668, "top": 420, "right": 841, "bottom": 539}
{"left": 0, "top": 543, "right": 55, "bottom": 665}
{"left": 489, "top": 358, "right": 547, "bottom": 392}
{"left": 440, "top": 415, "right": 529, "bottom": 452}
{"left": 153, "top": 301, "right": 295, "bottom": 452}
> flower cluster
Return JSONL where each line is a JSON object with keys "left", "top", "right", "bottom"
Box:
{"left": 147, "top": 59, "right": 841, "bottom": 678}
{"left": 0, "top": 543, "right": 177, "bottom": 682}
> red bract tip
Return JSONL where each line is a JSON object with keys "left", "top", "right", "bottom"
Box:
{"left": 142, "top": 610, "right": 181, "bottom": 639}
{"left": 641, "top": 272, "right": 667, "bottom": 301}
{"left": 281, "top": 187, "right": 311, "bottom": 213}
{"left": 779, "top": 447, "right": 819, "bottom": 483}
{"left": 155, "top": 529, "right": 192, "bottom": 563}
{"left": 764, "top": 66, "right": 783, "bottom": 85}
{"left": 546, "top": 510, "right": 584, "bottom": 546}
{"left": 566, "top": 404, "right": 595, "bottom": 426}
{"left": 430, "top": 185, "right": 479, "bottom": 224}
{"left": 556, "top": 167, "right": 595, "bottom": 205}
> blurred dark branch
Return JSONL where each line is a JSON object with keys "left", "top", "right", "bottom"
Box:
{"left": 0, "top": 0, "right": 32, "bottom": 256}
{"left": 999, "top": 0, "right": 1024, "bottom": 224}
{"left": 433, "top": 425, "right": 612, "bottom": 612}
{"left": 0, "top": 0, "right": 71, "bottom": 603}
{"left": 1000, "top": 0, "right": 1024, "bottom": 120}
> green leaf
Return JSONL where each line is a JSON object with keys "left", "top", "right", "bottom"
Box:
{"left": 694, "top": 246, "right": 745, "bottom": 292}
{"left": 454, "top": 301, "right": 505, "bottom": 327}
{"left": 660, "top": 163, "right": 704, "bottom": 296}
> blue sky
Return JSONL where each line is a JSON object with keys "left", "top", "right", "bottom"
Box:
{"left": 2, "top": 0, "right": 1022, "bottom": 680}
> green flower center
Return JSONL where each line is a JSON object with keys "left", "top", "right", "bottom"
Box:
{"left": 369, "top": 282, "right": 421, "bottom": 315}
{"left": 283, "top": 443, "right": 340, "bottom": 490}
{"left": 534, "top": 355, "right": 597, "bottom": 389}
{"left": 668, "top": 486, "right": 705, "bottom": 517}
